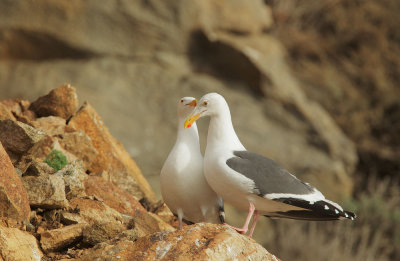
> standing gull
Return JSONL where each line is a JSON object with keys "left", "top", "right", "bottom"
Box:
{"left": 184, "top": 93, "right": 355, "bottom": 237}
{"left": 161, "top": 97, "right": 224, "bottom": 229}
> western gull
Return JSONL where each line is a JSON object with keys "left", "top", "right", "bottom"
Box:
{"left": 160, "top": 97, "right": 225, "bottom": 229}
{"left": 184, "top": 93, "right": 355, "bottom": 237}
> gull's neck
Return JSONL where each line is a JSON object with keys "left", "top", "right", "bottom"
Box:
{"left": 206, "top": 106, "right": 245, "bottom": 153}
{"left": 176, "top": 117, "right": 200, "bottom": 150}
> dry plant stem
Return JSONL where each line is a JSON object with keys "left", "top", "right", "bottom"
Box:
{"left": 224, "top": 202, "right": 256, "bottom": 234}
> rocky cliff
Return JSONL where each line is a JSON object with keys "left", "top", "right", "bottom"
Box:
{"left": 0, "top": 0, "right": 358, "bottom": 203}
{"left": 0, "top": 86, "right": 278, "bottom": 260}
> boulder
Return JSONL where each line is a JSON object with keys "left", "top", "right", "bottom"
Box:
{"left": 78, "top": 223, "right": 278, "bottom": 260}
{"left": 60, "top": 211, "right": 87, "bottom": 225}
{"left": 58, "top": 130, "right": 98, "bottom": 171}
{"left": 68, "top": 198, "right": 124, "bottom": 226}
{"left": 0, "top": 119, "right": 45, "bottom": 155}
{"left": 0, "top": 142, "right": 31, "bottom": 221}
{"left": 0, "top": 225, "right": 43, "bottom": 261}
{"left": 0, "top": 102, "right": 16, "bottom": 121}
{"left": 84, "top": 175, "right": 146, "bottom": 216}
{"left": 68, "top": 102, "right": 156, "bottom": 204}
{"left": 58, "top": 161, "right": 88, "bottom": 200}
{"left": 132, "top": 211, "right": 175, "bottom": 236}
{"left": 32, "top": 116, "right": 67, "bottom": 136}
{"left": 84, "top": 175, "right": 174, "bottom": 235}
{"left": 29, "top": 84, "right": 79, "bottom": 119}
{"left": 81, "top": 222, "right": 124, "bottom": 246}
{"left": 40, "top": 223, "right": 86, "bottom": 253}
{"left": 22, "top": 173, "right": 69, "bottom": 209}
{"left": 22, "top": 161, "right": 55, "bottom": 177}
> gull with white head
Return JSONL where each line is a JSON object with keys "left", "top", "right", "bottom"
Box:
{"left": 160, "top": 97, "right": 224, "bottom": 229}
{"left": 184, "top": 93, "right": 355, "bottom": 237}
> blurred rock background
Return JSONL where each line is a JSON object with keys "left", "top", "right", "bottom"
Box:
{"left": 0, "top": 0, "right": 398, "bottom": 260}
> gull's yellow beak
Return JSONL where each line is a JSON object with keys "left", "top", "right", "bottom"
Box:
{"left": 184, "top": 112, "right": 201, "bottom": 129}
{"left": 186, "top": 99, "right": 197, "bottom": 107}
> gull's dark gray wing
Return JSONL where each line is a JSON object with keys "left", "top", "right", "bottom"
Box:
{"left": 226, "top": 150, "right": 314, "bottom": 196}
{"left": 226, "top": 150, "right": 356, "bottom": 220}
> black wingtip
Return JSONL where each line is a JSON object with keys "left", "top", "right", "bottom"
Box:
{"left": 342, "top": 210, "right": 356, "bottom": 220}
{"left": 219, "top": 206, "right": 226, "bottom": 223}
{"left": 273, "top": 197, "right": 356, "bottom": 221}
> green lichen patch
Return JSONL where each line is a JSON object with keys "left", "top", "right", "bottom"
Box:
{"left": 45, "top": 149, "right": 68, "bottom": 171}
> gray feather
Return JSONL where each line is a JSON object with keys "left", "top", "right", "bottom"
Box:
{"left": 226, "top": 151, "right": 315, "bottom": 196}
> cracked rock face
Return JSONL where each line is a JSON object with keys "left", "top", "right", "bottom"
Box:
{"left": 78, "top": 223, "right": 279, "bottom": 261}
{"left": 0, "top": 142, "right": 31, "bottom": 221}
{"left": 22, "top": 173, "right": 69, "bottom": 210}
{"left": 29, "top": 84, "right": 79, "bottom": 119}
{"left": 0, "top": 226, "right": 43, "bottom": 261}
{"left": 0, "top": 85, "right": 281, "bottom": 260}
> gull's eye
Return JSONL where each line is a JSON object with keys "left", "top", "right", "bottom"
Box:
{"left": 202, "top": 101, "right": 208, "bottom": 106}
{"left": 180, "top": 99, "right": 184, "bottom": 103}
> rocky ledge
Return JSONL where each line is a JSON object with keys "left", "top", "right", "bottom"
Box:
{"left": 0, "top": 85, "right": 278, "bottom": 260}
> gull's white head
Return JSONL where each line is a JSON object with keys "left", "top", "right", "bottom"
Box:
{"left": 184, "top": 93, "right": 228, "bottom": 128}
{"left": 178, "top": 97, "right": 197, "bottom": 119}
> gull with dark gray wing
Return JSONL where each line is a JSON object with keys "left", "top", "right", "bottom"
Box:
{"left": 184, "top": 93, "right": 355, "bottom": 238}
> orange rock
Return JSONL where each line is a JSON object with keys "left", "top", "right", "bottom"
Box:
{"left": 0, "top": 142, "right": 31, "bottom": 221}
{"left": 0, "top": 119, "right": 46, "bottom": 155}
{"left": 22, "top": 173, "right": 69, "bottom": 209}
{"left": 32, "top": 116, "right": 67, "bottom": 136}
{"left": 58, "top": 130, "right": 98, "bottom": 171}
{"left": 78, "top": 223, "right": 279, "bottom": 260}
{"left": 154, "top": 203, "right": 176, "bottom": 225}
{"left": 68, "top": 198, "right": 124, "bottom": 226}
{"left": 68, "top": 102, "right": 156, "bottom": 204}
{"left": 0, "top": 225, "right": 43, "bottom": 260}
{"left": 30, "top": 84, "right": 79, "bottom": 119}
{"left": 84, "top": 175, "right": 174, "bottom": 236}
{"left": 84, "top": 175, "right": 146, "bottom": 216}
{"left": 0, "top": 102, "right": 16, "bottom": 121}
{"left": 0, "top": 99, "right": 22, "bottom": 117}
{"left": 40, "top": 224, "right": 86, "bottom": 253}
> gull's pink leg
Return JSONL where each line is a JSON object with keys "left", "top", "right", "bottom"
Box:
{"left": 178, "top": 218, "right": 183, "bottom": 230}
{"left": 247, "top": 210, "right": 259, "bottom": 238}
{"left": 224, "top": 202, "right": 255, "bottom": 234}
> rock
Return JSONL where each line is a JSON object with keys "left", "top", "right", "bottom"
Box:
{"left": 40, "top": 224, "right": 86, "bottom": 253}
{"left": 84, "top": 175, "right": 174, "bottom": 235}
{"left": 0, "top": 225, "right": 43, "bottom": 261}
{"left": 154, "top": 203, "right": 176, "bottom": 225}
{"left": 198, "top": 0, "right": 273, "bottom": 35}
{"left": 84, "top": 175, "right": 146, "bottom": 216}
{"left": 82, "top": 222, "right": 124, "bottom": 246}
{"left": 23, "top": 161, "right": 55, "bottom": 176}
{"left": 29, "top": 84, "right": 79, "bottom": 119}
{"left": 133, "top": 211, "right": 175, "bottom": 236}
{"left": 68, "top": 198, "right": 124, "bottom": 226}
{"left": 0, "top": 119, "right": 45, "bottom": 155}
{"left": 68, "top": 102, "right": 156, "bottom": 204}
{"left": 0, "top": 142, "right": 31, "bottom": 221}
{"left": 58, "top": 130, "right": 98, "bottom": 171}
{"left": 22, "top": 173, "right": 69, "bottom": 209}
{"left": 0, "top": 102, "right": 16, "bottom": 121}
{"left": 32, "top": 116, "right": 67, "bottom": 136}
{"left": 78, "top": 223, "right": 277, "bottom": 261}
{"left": 17, "top": 136, "right": 78, "bottom": 174}
{"left": 60, "top": 212, "right": 87, "bottom": 225}
{"left": 58, "top": 161, "right": 88, "bottom": 200}
{"left": 0, "top": 100, "right": 22, "bottom": 118}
